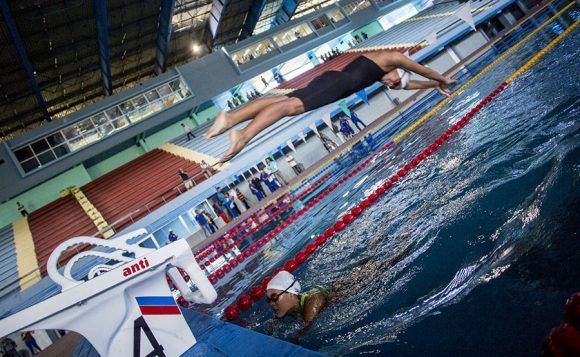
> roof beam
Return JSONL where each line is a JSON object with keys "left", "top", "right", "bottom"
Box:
{"left": 239, "top": 0, "right": 269, "bottom": 40}
{"left": 0, "top": 0, "right": 51, "bottom": 122}
{"left": 154, "top": 0, "right": 177, "bottom": 75}
{"left": 93, "top": 0, "right": 113, "bottom": 95}
{"left": 208, "top": 0, "right": 230, "bottom": 40}
{"left": 274, "top": 0, "right": 299, "bottom": 24}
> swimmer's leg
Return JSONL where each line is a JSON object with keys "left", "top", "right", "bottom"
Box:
{"left": 205, "top": 96, "right": 289, "bottom": 139}
{"left": 219, "top": 97, "right": 305, "bottom": 162}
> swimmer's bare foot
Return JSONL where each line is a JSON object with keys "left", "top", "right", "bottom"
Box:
{"left": 204, "top": 111, "right": 232, "bottom": 139}
{"left": 218, "top": 130, "right": 250, "bottom": 163}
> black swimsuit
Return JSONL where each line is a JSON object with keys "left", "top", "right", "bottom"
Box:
{"left": 288, "top": 56, "right": 386, "bottom": 112}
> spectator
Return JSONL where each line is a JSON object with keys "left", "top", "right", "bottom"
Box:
{"left": 200, "top": 160, "right": 213, "bottom": 179}
{"left": 216, "top": 187, "right": 226, "bottom": 204}
{"left": 286, "top": 154, "right": 303, "bottom": 175}
{"left": 332, "top": 122, "right": 346, "bottom": 143}
{"left": 1, "top": 336, "right": 18, "bottom": 357}
{"left": 261, "top": 76, "right": 268, "bottom": 87}
{"left": 320, "top": 132, "right": 339, "bottom": 152}
{"left": 202, "top": 210, "right": 219, "bottom": 231}
{"left": 179, "top": 168, "right": 193, "bottom": 190}
{"left": 349, "top": 111, "right": 367, "bottom": 131}
{"left": 17, "top": 201, "right": 28, "bottom": 217}
{"left": 260, "top": 169, "right": 280, "bottom": 193}
{"left": 228, "top": 192, "right": 242, "bottom": 215}
{"left": 223, "top": 195, "right": 238, "bottom": 219}
{"left": 194, "top": 210, "right": 214, "bottom": 236}
{"left": 181, "top": 123, "right": 195, "bottom": 141}
{"left": 253, "top": 176, "right": 268, "bottom": 198}
{"left": 265, "top": 158, "right": 287, "bottom": 185}
{"left": 213, "top": 202, "right": 230, "bottom": 223}
{"left": 361, "top": 31, "right": 368, "bottom": 40}
{"left": 167, "top": 229, "right": 178, "bottom": 244}
{"left": 339, "top": 115, "right": 355, "bottom": 139}
{"left": 235, "top": 188, "right": 250, "bottom": 209}
{"left": 249, "top": 177, "right": 264, "bottom": 202}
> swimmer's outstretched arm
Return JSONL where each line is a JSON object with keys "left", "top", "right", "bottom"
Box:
{"left": 389, "top": 52, "right": 454, "bottom": 85}
{"left": 405, "top": 80, "right": 452, "bottom": 96}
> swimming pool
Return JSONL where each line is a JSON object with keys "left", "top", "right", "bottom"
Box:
{"left": 202, "top": 3, "right": 579, "bottom": 356}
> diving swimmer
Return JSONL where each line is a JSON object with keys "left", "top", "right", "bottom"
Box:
{"left": 205, "top": 50, "right": 456, "bottom": 163}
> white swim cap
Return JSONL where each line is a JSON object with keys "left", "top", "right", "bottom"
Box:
{"left": 267, "top": 271, "right": 301, "bottom": 295}
{"left": 395, "top": 68, "right": 411, "bottom": 89}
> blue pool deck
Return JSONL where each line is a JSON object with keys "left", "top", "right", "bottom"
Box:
{"left": 73, "top": 309, "right": 322, "bottom": 356}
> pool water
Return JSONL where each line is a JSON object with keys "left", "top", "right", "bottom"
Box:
{"left": 204, "top": 12, "right": 579, "bottom": 357}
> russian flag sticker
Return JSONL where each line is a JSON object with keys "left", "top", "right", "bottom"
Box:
{"left": 136, "top": 296, "right": 181, "bottom": 315}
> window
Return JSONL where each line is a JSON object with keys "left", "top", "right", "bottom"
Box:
{"left": 145, "top": 89, "right": 160, "bottom": 102}
{"left": 343, "top": 0, "right": 371, "bottom": 15}
{"left": 30, "top": 139, "right": 49, "bottom": 153}
{"left": 14, "top": 146, "right": 34, "bottom": 162}
{"left": 12, "top": 78, "right": 191, "bottom": 173}
{"left": 311, "top": 15, "right": 331, "bottom": 30}
{"left": 232, "top": 40, "right": 276, "bottom": 65}
{"left": 273, "top": 24, "right": 314, "bottom": 47}
{"left": 326, "top": 8, "right": 345, "bottom": 23}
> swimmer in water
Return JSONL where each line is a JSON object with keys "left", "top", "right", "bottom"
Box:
{"left": 266, "top": 235, "right": 415, "bottom": 325}
{"left": 205, "top": 50, "right": 456, "bottom": 163}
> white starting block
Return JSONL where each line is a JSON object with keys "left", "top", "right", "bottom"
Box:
{"left": 0, "top": 229, "right": 217, "bottom": 357}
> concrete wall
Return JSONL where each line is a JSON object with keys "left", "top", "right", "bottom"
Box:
{"left": 450, "top": 30, "right": 489, "bottom": 60}
{"left": 352, "top": 20, "right": 386, "bottom": 38}
{"left": 85, "top": 145, "right": 146, "bottom": 180}
{"left": 0, "top": 165, "right": 92, "bottom": 228}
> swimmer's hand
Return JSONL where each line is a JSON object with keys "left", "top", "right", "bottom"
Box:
{"left": 437, "top": 78, "right": 456, "bottom": 97}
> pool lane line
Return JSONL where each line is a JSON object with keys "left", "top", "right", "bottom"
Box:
{"left": 198, "top": 4, "right": 578, "bottom": 278}
{"left": 220, "top": 20, "right": 579, "bottom": 321}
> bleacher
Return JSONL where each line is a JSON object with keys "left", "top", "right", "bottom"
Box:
{"left": 353, "top": 0, "right": 495, "bottom": 50}
{"left": 0, "top": 225, "right": 18, "bottom": 299}
{"left": 27, "top": 195, "right": 96, "bottom": 276}
{"left": 81, "top": 149, "right": 203, "bottom": 229}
